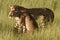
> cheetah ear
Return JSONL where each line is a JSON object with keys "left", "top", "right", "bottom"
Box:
{"left": 9, "top": 5, "right": 12, "bottom": 7}
{"left": 20, "top": 10, "right": 26, "bottom": 13}
{"left": 9, "top": 4, "right": 14, "bottom": 8}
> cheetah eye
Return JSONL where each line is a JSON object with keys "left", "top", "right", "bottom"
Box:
{"left": 11, "top": 7, "right": 15, "bottom": 10}
{"left": 12, "top": 8, "right": 15, "bottom": 10}
{"left": 12, "top": 8, "right": 14, "bottom": 9}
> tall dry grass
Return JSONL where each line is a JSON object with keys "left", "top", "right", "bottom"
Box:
{"left": 0, "top": 0, "right": 60, "bottom": 40}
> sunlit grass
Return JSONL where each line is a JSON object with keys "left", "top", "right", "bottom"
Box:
{"left": 0, "top": 0, "right": 60, "bottom": 40}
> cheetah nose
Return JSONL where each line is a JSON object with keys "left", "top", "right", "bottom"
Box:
{"left": 8, "top": 14, "right": 12, "bottom": 18}
{"left": 8, "top": 13, "right": 13, "bottom": 18}
{"left": 9, "top": 12, "right": 13, "bottom": 16}
{"left": 8, "top": 16, "right": 11, "bottom": 18}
